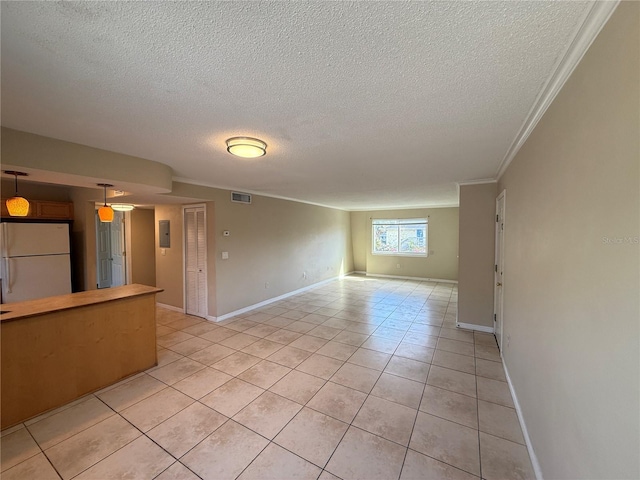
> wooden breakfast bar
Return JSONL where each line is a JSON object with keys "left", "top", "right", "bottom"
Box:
{"left": 0, "top": 284, "right": 162, "bottom": 429}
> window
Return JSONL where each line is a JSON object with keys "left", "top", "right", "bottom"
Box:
{"left": 372, "top": 218, "right": 428, "bottom": 256}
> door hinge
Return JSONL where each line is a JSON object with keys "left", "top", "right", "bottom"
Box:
{"left": 495, "top": 264, "right": 498, "bottom": 272}
{"left": 494, "top": 313, "right": 497, "bottom": 322}
{"left": 496, "top": 214, "right": 499, "bottom": 222}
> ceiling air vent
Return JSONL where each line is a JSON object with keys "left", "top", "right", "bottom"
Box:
{"left": 231, "top": 191, "right": 252, "bottom": 204}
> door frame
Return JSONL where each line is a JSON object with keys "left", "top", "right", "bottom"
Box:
{"left": 95, "top": 209, "right": 130, "bottom": 288}
{"left": 123, "top": 211, "right": 133, "bottom": 285}
{"left": 110, "top": 210, "right": 126, "bottom": 287}
{"left": 494, "top": 190, "right": 506, "bottom": 352}
{"left": 182, "top": 203, "right": 208, "bottom": 318}
{"left": 95, "top": 210, "right": 113, "bottom": 289}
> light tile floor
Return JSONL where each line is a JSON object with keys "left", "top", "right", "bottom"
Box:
{"left": 1, "top": 275, "right": 535, "bottom": 479}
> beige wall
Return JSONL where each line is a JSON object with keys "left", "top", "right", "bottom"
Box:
{"left": 130, "top": 209, "right": 156, "bottom": 287}
{"left": 153, "top": 184, "right": 353, "bottom": 317}
{"left": 498, "top": 3, "right": 639, "bottom": 478}
{"left": 1, "top": 127, "right": 173, "bottom": 194}
{"left": 68, "top": 188, "right": 98, "bottom": 291}
{"left": 350, "top": 211, "right": 368, "bottom": 272}
{"left": 350, "top": 207, "right": 459, "bottom": 281}
{"left": 154, "top": 205, "right": 184, "bottom": 309}
{"left": 215, "top": 195, "right": 353, "bottom": 316}
{"left": 0, "top": 179, "right": 71, "bottom": 202}
{"left": 457, "top": 183, "right": 497, "bottom": 327}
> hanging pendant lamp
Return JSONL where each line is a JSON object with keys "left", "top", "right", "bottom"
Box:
{"left": 97, "top": 183, "right": 114, "bottom": 222}
{"left": 4, "top": 171, "right": 30, "bottom": 217}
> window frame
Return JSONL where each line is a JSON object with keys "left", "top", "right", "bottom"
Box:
{"left": 371, "top": 218, "right": 428, "bottom": 257}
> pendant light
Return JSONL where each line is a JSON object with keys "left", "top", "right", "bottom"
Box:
{"left": 4, "top": 171, "right": 30, "bottom": 217}
{"left": 97, "top": 183, "right": 114, "bottom": 222}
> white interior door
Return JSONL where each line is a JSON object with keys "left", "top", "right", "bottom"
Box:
{"left": 110, "top": 211, "right": 125, "bottom": 287}
{"left": 494, "top": 191, "right": 506, "bottom": 351}
{"left": 184, "top": 206, "right": 207, "bottom": 318}
{"left": 96, "top": 213, "right": 112, "bottom": 289}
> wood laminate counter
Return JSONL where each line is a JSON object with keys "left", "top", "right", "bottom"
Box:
{"left": 0, "top": 284, "right": 163, "bottom": 322}
{"left": 1, "top": 284, "right": 163, "bottom": 429}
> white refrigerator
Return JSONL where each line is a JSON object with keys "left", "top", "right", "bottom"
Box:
{"left": 1, "top": 222, "right": 72, "bottom": 304}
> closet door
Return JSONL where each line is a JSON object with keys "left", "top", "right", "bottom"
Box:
{"left": 184, "top": 206, "right": 207, "bottom": 318}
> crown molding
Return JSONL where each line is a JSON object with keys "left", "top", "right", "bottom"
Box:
{"left": 456, "top": 179, "right": 498, "bottom": 186}
{"left": 496, "top": 0, "right": 620, "bottom": 180}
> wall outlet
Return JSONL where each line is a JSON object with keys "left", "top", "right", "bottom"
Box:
{"left": 396, "top": 263, "right": 401, "bottom": 269}
{"left": 221, "top": 251, "right": 229, "bottom": 260}
{"left": 303, "top": 272, "right": 307, "bottom": 279}
{"left": 265, "top": 282, "right": 269, "bottom": 289}
{"left": 160, "top": 248, "right": 166, "bottom": 256}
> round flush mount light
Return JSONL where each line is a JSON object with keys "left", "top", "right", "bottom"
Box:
{"left": 226, "top": 137, "right": 267, "bottom": 158}
{"left": 111, "top": 204, "right": 135, "bottom": 212}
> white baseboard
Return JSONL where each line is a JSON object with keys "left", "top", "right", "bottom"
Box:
{"left": 156, "top": 303, "right": 184, "bottom": 313}
{"left": 215, "top": 273, "right": 354, "bottom": 322}
{"left": 502, "top": 361, "right": 544, "bottom": 480}
{"left": 364, "top": 273, "right": 458, "bottom": 284}
{"left": 456, "top": 321, "right": 494, "bottom": 333}
{"left": 353, "top": 271, "right": 366, "bottom": 275}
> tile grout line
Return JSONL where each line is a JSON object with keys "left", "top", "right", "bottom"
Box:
{"left": 23, "top": 422, "right": 65, "bottom": 480}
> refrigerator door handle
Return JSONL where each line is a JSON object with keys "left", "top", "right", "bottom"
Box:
{"left": 1, "top": 223, "right": 8, "bottom": 258}
{"left": 5, "top": 257, "right": 11, "bottom": 294}
{"left": 1, "top": 224, "right": 9, "bottom": 294}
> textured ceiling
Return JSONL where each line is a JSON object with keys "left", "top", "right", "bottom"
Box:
{"left": 1, "top": 1, "right": 592, "bottom": 210}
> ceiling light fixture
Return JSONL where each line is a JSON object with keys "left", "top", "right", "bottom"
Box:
{"left": 111, "top": 204, "right": 135, "bottom": 212}
{"left": 226, "top": 137, "right": 267, "bottom": 158}
{"left": 97, "top": 183, "right": 114, "bottom": 222}
{"left": 4, "top": 171, "right": 30, "bottom": 217}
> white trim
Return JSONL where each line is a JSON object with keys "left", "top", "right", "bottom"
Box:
{"left": 215, "top": 273, "right": 354, "bottom": 322}
{"left": 494, "top": 190, "right": 506, "bottom": 350}
{"left": 456, "top": 322, "right": 494, "bottom": 333}
{"left": 456, "top": 179, "right": 497, "bottom": 186}
{"left": 348, "top": 203, "right": 459, "bottom": 212}
{"left": 353, "top": 271, "right": 366, "bottom": 275}
{"left": 123, "top": 211, "right": 132, "bottom": 285}
{"left": 364, "top": 273, "right": 458, "bottom": 284}
{"left": 156, "top": 302, "right": 184, "bottom": 313}
{"left": 503, "top": 361, "right": 544, "bottom": 480}
{"left": 496, "top": 1, "right": 620, "bottom": 179}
